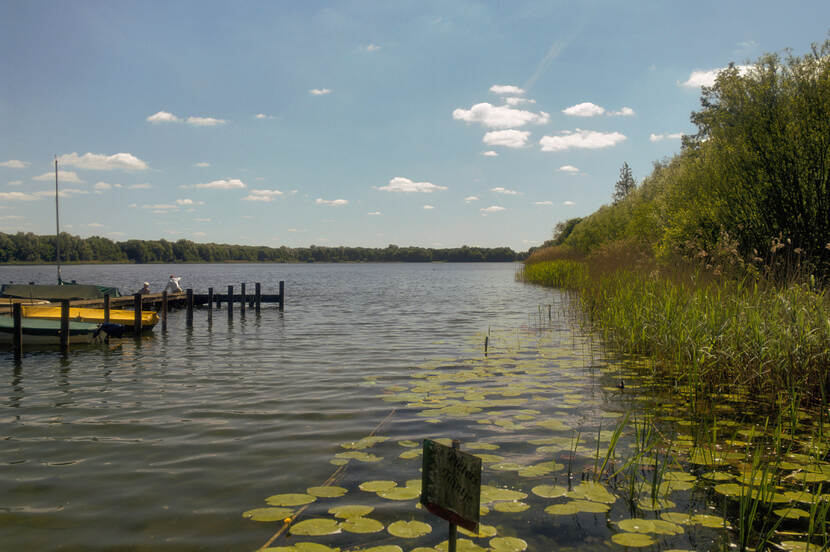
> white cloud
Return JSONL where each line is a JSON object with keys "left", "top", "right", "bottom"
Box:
{"left": 452, "top": 102, "right": 549, "bottom": 129}
{"left": 612, "top": 107, "right": 635, "bottom": 116}
{"left": 34, "top": 188, "right": 88, "bottom": 198}
{"left": 0, "top": 191, "right": 40, "bottom": 201}
{"left": 184, "top": 178, "right": 246, "bottom": 190}
{"left": 59, "top": 152, "right": 148, "bottom": 171}
{"left": 108, "top": 231, "right": 125, "bottom": 237}
{"left": 480, "top": 205, "right": 505, "bottom": 214}
{"left": 367, "top": 211, "right": 381, "bottom": 215}
{"left": 146, "top": 110, "right": 180, "bottom": 123}
{"left": 186, "top": 116, "right": 227, "bottom": 126}
{"left": 535, "top": 201, "right": 554, "bottom": 205}
{"left": 558, "top": 165, "right": 580, "bottom": 173}
{"left": 93, "top": 181, "right": 122, "bottom": 192}
{"left": 87, "top": 222, "right": 104, "bottom": 228}
{"left": 128, "top": 183, "right": 152, "bottom": 189}
{"left": 194, "top": 162, "right": 210, "bottom": 167}
{"left": 33, "top": 170, "right": 83, "bottom": 183}
{"left": 562, "top": 102, "right": 606, "bottom": 117}
{"left": 540, "top": 129, "right": 626, "bottom": 152}
{"left": 255, "top": 113, "right": 275, "bottom": 120}
{"left": 378, "top": 176, "right": 447, "bottom": 193}
{"left": 142, "top": 203, "right": 178, "bottom": 210}
{"left": 681, "top": 65, "right": 752, "bottom": 87}
{"left": 243, "top": 189, "right": 283, "bottom": 202}
{"left": 7, "top": 180, "right": 23, "bottom": 186}
{"left": 310, "top": 88, "right": 332, "bottom": 95}
{"left": 491, "top": 187, "right": 519, "bottom": 195}
{"left": 505, "top": 97, "right": 535, "bottom": 106}
{"left": 423, "top": 204, "right": 435, "bottom": 210}
{"left": 483, "top": 129, "right": 530, "bottom": 149}
{"left": 482, "top": 150, "right": 499, "bottom": 157}
{"left": 563, "top": 200, "right": 575, "bottom": 206}
{"left": 363, "top": 44, "right": 381, "bottom": 52}
{"left": 315, "top": 198, "right": 348, "bottom": 206}
{"left": 464, "top": 196, "right": 479, "bottom": 203}
{"left": 649, "top": 132, "right": 684, "bottom": 142}
{"left": 0, "top": 160, "right": 30, "bottom": 168}
{"left": 490, "top": 84, "right": 525, "bottom": 96}
{"left": 176, "top": 198, "right": 194, "bottom": 205}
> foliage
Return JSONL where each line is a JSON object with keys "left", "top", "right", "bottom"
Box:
{"left": 0, "top": 232, "right": 519, "bottom": 264}
{"left": 612, "top": 162, "right": 636, "bottom": 204}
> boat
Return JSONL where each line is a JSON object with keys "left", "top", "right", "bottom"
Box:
{"left": 0, "top": 315, "right": 104, "bottom": 345}
{"left": 20, "top": 305, "right": 159, "bottom": 331}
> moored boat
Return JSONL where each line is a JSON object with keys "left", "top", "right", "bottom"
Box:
{"left": 20, "top": 305, "right": 159, "bottom": 331}
{"left": 0, "top": 316, "right": 103, "bottom": 345}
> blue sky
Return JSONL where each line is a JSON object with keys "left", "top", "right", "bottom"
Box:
{"left": 2, "top": 1, "right": 828, "bottom": 251}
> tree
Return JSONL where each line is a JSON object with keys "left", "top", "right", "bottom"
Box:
{"left": 551, "top": 217, "right": 583, "bottom": 246}
{"left": 612, "top": 162, "right": 636, "bottom": 204}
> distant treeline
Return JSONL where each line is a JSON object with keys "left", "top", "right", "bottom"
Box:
{"left": 0, "top": 232, "right": 521, "bottom": 264}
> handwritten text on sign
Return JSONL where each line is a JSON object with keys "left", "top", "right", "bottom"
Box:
{"left": 420, "top": 439, "right": 482, "bottom": 532}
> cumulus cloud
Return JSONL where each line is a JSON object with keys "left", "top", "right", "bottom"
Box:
{"left": 492, "top": 187, "right": 519, "bottom": 195}
{"left": 176, "top": 198, "right": 195, "bottom": 205}
{"left": 243, "top": 189, "right": 283, "bottom": 202}
{"left": 483, "top": 129, "right": 530, "bottom": 149}
{"left": 7, "top": 180, "right": 23, "bottom": 186}
{"left": 255, "top": 113, "right": 275, "bottom": 120}
{"left": 146, "top": 111, "right": 180, "bottom": 123}
{"left": 194, "top": 217, "right": 212, "bottom": 222}
{"left": 505, "top": 97, "right": 535, "bottom": 106}
{"left": 183, "top": 178, "right": 246, "bottom": 190}
{"left": 310, "top": 88, "right": 332, "bottom": 95}
{"left": 563, "top": 200, "right": 575, "bottom": 206}
{"left": 423, "top": 204, "right": 435, "bottom": 210}
{"left": 35, "top": 188, "right": 88, "bottom": 198}
{"left": 540, "top": 129, "right": 626, "bottom": 152}
{"left": 193, "top": 231, "right": 206, "bottom": 237}
{"left": 0, "top": 191, "right": 40, "bottom": 201}
{"left": 94, "top": 181, "right": 122, "bottom": 193}
{"left": 650, "top": 132, "right": 684, "bottom": 142}
{"left": 59, "top": 152, "right": 148, "bottom": 171}
{"left": 186, "top": 116, "right": 226, "bottom": 126}
{"left": 453, "top": 103, "right": 549, "bottom": 129}
{"left": 480, "top": 205, "right": 505, "bottom": 214}
{"left": 0, "top": 160, "right": 30, "bottom": 168}
{"left": 363, "top": 44, "right": 381, "bottom": 52}
{"left": 33, "top": 170, "right": 83, "bottom": 183}
{"left": 535, "top": 201, "right": 554, "bottom": 205}
{"left": 612, "top": 107, "right": 635, "bottom": 116}
{"left": 490, "top": 84, "right": 525, "bottom": 96}
{"left": 87, "top": 222, "right": 104, "bottom": 228}
{"left": 558, "top": 165, "right": 580, "bottom": 173}
{"left": 378, "top": 176, "right": 447, "bottom": 193}
{"left": 482, "top": 150, "right": 499, "bottom": 157}
{"left": 316, "top": 198, "right": 348, "bottom": 206}
{"left": 367, "top": 211, "right": 381, "bottom": 215}
{"left": 681, "top": 65, "right": 752, "bottom": 87}
{"left": 465, "top": 196, "right": 479, "bottom": 203}
{"left": 562, "top": 102, "right": 635, "bottom": 117}
{"left": 141, "top": 203, "right": 179, "bottom": 210}
{"left": 194, "top": 161, "right": 210, "bottom": 167}
{"left": 129, "top": 183, "right": 152, "bottom": 189}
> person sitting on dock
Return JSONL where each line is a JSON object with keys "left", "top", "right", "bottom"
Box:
{"left": 137, "top": 282, "right": 151, "bottom": 295}
{"left": 164, "top": 275, "right": 183, "bottom": 294}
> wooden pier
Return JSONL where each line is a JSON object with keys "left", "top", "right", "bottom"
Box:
{"left": 3, "top": 280, "right": 284, "bottom": 358}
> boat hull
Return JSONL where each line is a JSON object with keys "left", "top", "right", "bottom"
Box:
{"left": 21, "top": 305, "right": 158, "bottom": 331}
{"left": 0, "top": 316, "right": 100, "bottom": 345}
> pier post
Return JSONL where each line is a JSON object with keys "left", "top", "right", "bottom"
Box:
{"left": 255, "top": 282, "right": 261, "bottom": 315}
{"left": 240, "top": 283, "right": 246, "bottom": 316}
{"left": 227, "top": 285, "right": 233, "bottom": 320}
{"left": 186, "top": 289, "right": 194, "bottom": 327}
{"left": 12, "top": 303, "right": 22, "bottom": 360}
{"left": 161, "top": 290, "right": 168, "bottom": 332}
{"left": 278, "top": 280, "right": 284, "bottom": 311}
{"left": 133, "top": 293, "right": 142, "bottom": 336}
{"left": 60, "top": 299, "right": 70, "bottom": 353}
{"left": 207, "top": 287, "right": 213, "bottom": 324}
{"left": 104, "top": 294, "right": 111, "bottom": 324}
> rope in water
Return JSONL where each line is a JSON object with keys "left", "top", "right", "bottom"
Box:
{"left": 258, "top": 407, "right": 398, "bottom": 550}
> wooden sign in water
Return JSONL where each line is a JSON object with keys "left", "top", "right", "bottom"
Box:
{"left": 420, "top": 439, "right": 481, "bottom": 532}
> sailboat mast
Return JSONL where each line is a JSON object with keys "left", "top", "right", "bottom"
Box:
{"left": 55, "top": 156, "right": 62, "bottom": 284}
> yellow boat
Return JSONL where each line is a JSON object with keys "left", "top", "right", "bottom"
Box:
{"left": 21, "top": 305, "right": 159, "bottom": 331}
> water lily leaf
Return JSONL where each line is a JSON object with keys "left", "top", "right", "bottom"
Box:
{"left": 489, "top": 536, "right": 528, "bottom": 551}
{"left": 307, "top": 486, "right": 347, "bottom": 498}
{"left": 779, "top": 541, "right": 811, "bottom": 551}
{"left": 545, "top": 503, "right": 579, "bottom": 515}
{"left": 531, "top": 485, "right": 568, "bottom": 499}
{"left": 690, "top": 514, "right": 728, "bottom": 528}
{"left": 569, "top": 499, "right": 610, "bottom": 513}
{"left": 663, "top": 471, "right": 696, "bottom": 482}
{"left": 387, "top": 520, "right": 432, "bottom": 538}
{"left": 262, "top": 544, "right": 340, "bottom": 552}
{"left": 617, "top": 518, "right": 656, "bottom": 533}
{"left": 701, "top": 471, "right": 734, "bottom": 481}
{"left": 341, "top": 436, "right": 389, "bottom": 450}
{"left": 660, "top": 512, "right": 692, "bottom": 525}
{"left": 473, "top": 454, "right": 505, "bottom": 464}
{"left": 491, "top": 462, "right": 524, "bottom": 471}
{"left": 266, "top": 493, "right": 317, "bottom": 507}
{"left": 353, "top": 547, "right": 403, "bottom": 552}
{"left": 458, "top": 523, "right": 497, "bottom": 538}
{"left": 339, "top": 517, "right": 385, "bottom": 533}
{"left": 359, "top": 480, "right": 397, "bottom": 492}
{"left": 289, "top": 518, "right": 341, "bottom": 536}
{"left": 435, "top": 539, "right": 487, "bottom": 552}
{"left": 566, "top": 481, "right": 616, "bottom": 503}
{"left": 773, "top": 507, "right": 810, "bottom": 519}
{"left": 651, "top": 520, "right": 684, "bottom": 535}
{"left": 329, "top": 504, "right": 374, "bottom": 518}
{"left": 636, "top": 497, "right": 676, "bottom": 511}
{"left": 378, "top": 486, "right": 421, "bottom": 500}
{"left": 492, "top": 501, "right": 530, "bottom": 513}
{"left": 536, "top": 419, "right": 571, "bottom": 431}
{"left": 335, "top": 451, "right": 382, "bottom": 463}
{"left": 714, "top": 483, "right": 743, "bottom": 497}
{"left": 400, "top": 449, "right": 422, "bottom": 459}
{"left": 464, "top": 442, "right": 500, "bottom": 451}
{"left": 242, "top": 507, "right": 295, "bottom": 522}
{"left": 611, "top": 533, "right": 656, "bottom": 547}
{"left": 398, "top": 440, "right": 419, "bottom": 448}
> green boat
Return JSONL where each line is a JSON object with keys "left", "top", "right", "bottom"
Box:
{"left": 0, "top": 315, "right": 103, "bottom": 345}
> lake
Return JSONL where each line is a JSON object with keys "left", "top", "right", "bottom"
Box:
{"left": 1, "top": 263, "right": 825, "bottom": 551}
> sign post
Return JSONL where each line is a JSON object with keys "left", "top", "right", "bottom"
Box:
{"left": 420, "top": 439, "right": 482, "bottom": 551}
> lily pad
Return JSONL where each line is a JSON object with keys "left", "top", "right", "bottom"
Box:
{"left": 618, "top": 519, "right": 655, "bottom": 533}
{"left": 398, "top": 440, "right": 419, "bottom": 447}
{"left": 334, "top": 451, "right": 382, "bottom": 463}
{"left": 493, "top": 501, "right": 530, "bottom": 513}
{"left": 242, "top": 507, "right": 294, "bottom": 522}
{"left": 266, "top": 493, "right": 317, "bottom": 507}
{"left": 341, "top": 436, "right": 389, "bottom": 450}
{"left": 359, "top": 480, "right": 397, "bottom": 493}
{"left": 400, "top": 449, "right": 422, "bottom": 459}
{"left": 378, "top": 486, "right": 421, "bottom": 500}
{"left": 307, "top": 486, "right": 347, "bottom": 498}
{"left": 339, "top": 517, "right": 385, "bottom": 533}
{"left": 532, "top": 485, "right": 569, "bottom": 498}
{"left": 773, "top": 507, "right": 810, "bottom": 519}
{"left": 354, "top": 547, "right": 403, "bottom": 552}
{"left": 435, "top": 539, "right": 487, "bottom": 552}
{"left": 567, "top": 481, "right": 616, "bottom": 504}
{"left": 458, "top": 523, "right": 497, "bottom": 538}
{"left": 329, "top": 504, "right": 374, "bottom": 519}
{"left": 569, "top": 499, "right": 610, "bottom": 513}
{"left": 545, "top": 503, "right": 579, "bottom": 515}
{"left": 611, "top": 533, "right": 656, "bottom": 547}
{"left": 489, "top": 537, "right": 528, "bottom": 552}
{"left": 289, "top": 518, "right": 341, "bottom": 536}
{"left": 262, "top": 544, "right": 340, "bottom": 552}
{"left": 387, "top": 520, "right": 432, "bottom": 538}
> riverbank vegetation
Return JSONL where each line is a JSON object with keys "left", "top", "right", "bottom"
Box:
{"left": 0, "top": 232, "right": 519, "bottom": 264}
{"left": 522, "top": 39, "right": 830, "bottom": 407}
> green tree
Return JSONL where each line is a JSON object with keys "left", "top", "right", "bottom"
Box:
{"left": 612, "top": 162, "right": 636, "bottom": 204}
